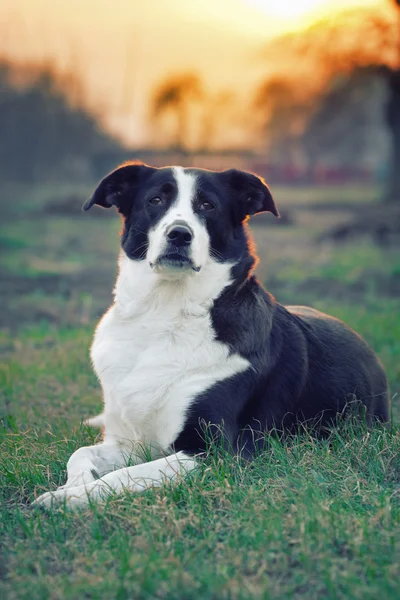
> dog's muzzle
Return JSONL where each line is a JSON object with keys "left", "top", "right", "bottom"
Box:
{"left": 150, "top": 221, "right": 200, "bottom": 272}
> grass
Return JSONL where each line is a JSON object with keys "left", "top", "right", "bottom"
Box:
{"left": 1, "top": 421, "right": 399, "bottom": 599}
{"left": 272, "top": 183, "right": 382, "bottom": 207}
{"left": 0, "top": 182, "right": 399, "bottom": 599}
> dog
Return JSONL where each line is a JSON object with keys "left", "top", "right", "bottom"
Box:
{"left": 34, "top": 162, "right": 390, "bottom": 509}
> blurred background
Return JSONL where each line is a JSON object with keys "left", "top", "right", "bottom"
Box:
{"left": 0, "top": 0, "right": 399, "bottom": 420}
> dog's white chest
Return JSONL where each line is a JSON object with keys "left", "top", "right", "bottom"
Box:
{"left": 91, "top": 260, "right": 249, "bottom": 450}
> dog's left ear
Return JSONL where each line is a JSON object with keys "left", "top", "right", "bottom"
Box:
{"left": 83, "top": 161, "right": 156, "bottom": 216}
{"left": 223, "top": 169, "right": 279, "bottom": 221}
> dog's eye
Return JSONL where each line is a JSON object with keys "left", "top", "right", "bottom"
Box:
{"left": 199, "top": 201, "right": 215, "bottom": 211}
{"left": 148, "top": 197, "right": 164, "bottom": 206}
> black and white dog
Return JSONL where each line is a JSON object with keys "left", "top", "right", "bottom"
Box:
{"left": 35, "top": 162, "right": 390, "bottom": 508}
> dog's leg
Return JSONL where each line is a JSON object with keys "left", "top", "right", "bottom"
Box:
{"left": 84, "top": 412, "right": 105, "bottom": 428}
{"left": 62, "top": 442, "right": 133, "bottom": 488}
{"left": 33, "top": 441, "right": 144, "bottom": 506}
{"left": 34, "top": 452, "right": 196, "bottom": 509}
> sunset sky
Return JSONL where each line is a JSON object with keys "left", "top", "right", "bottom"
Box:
{"left": 0, "top": 0, "right": 384, "bottom": 145}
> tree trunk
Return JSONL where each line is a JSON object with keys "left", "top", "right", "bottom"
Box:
{"left": 386, "top": 70, "right": 400, "bottom": 203}
{"left": 385, "top": 69, "right": 400, "bottom": 202}
{"left": 175, "top": 100, "right": 188, "bottom": 155}
{"left": 385, "top": 3, "right": 400, "bottom": 203}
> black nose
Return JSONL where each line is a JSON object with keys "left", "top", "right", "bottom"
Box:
{"left": 166, "top": 224, "right": 193, "bottom": 246}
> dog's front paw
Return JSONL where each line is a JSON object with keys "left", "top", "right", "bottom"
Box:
{"left": 33, "top": 487, "right": 86, "bottom": 510}
{"left": 33, "top": 481, "right": 107, "bottom": 510}
{"left": 59, "top": 469, "right": 100, "bottom": 490}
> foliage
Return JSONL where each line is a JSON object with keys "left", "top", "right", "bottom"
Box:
{"left": 151, "top": 73, "right": 204, "bottom": 151}
{"left": 0, "top": 59, "right": 119, "bottom": 183}
{"left": 256, "top": 2, "right": 400, "bottom": 201}
{"left": 302, "top": 69, "right": 388, "bottom": 167}
{"left": 151, "top": 74, "right": 239, "bottom": 151}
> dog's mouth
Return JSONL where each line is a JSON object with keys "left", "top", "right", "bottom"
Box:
{"left": 150, "top": 253, "right": 201, "bottom": 273}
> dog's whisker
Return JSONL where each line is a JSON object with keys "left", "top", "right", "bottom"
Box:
{"left": 210, "top": 249, "right": 223, "bottom": 261}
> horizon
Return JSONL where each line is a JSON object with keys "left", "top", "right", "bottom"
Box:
{"left": 0, "top": 0, "right": 384, "bottom": 146}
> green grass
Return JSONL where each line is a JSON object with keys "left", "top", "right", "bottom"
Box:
{"left": 272, "top": 242, "right": 400, "bottom": 286}
{"left": 0, "top": 181, "right": 94, "bottom": 214}
{"left": 1, "top": 183, "right": 399, "bottom": 599}
{"left": 1, "top": 420, "right": 399, "bottom": 599}
{"left": 0, "top": 216, "right": 120, "bottom": 277}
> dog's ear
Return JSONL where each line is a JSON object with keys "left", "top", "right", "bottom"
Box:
{"left": 222, "top": 169, "right": 279, "bottom": 221}
{"left": 83, "top": 161, "right": 156, "bottom": 216}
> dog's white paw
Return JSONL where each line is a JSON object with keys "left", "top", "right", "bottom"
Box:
{"left": 33, "top": 481, "right": 108, "bottom": 510}
{"left": 59, "top": 470, "right": 100, "bottom": 490}
{"left": 33, "top": 488, "right": 86, "bottom": 510}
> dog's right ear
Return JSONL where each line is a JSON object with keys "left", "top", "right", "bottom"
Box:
{"left": 83, "top": 161, "right": 156, "bottom": 216}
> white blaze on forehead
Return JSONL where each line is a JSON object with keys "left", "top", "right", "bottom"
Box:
{"left": 146, "top": 166, "right": 211, "bottom": 274}
{"left": 171, "top": 167, "right": 197, "bottom": 218}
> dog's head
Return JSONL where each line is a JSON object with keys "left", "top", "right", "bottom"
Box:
{"left": 84, "top": 162, "right": 279, "bottom": 279}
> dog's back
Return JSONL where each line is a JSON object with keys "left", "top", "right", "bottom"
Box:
{"left": 285, "top": 305, "right": 390, "bottom": 425}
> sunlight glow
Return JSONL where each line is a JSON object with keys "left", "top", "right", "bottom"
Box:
{"left": 245, "top": 0, "right": 331, "bottom": 20}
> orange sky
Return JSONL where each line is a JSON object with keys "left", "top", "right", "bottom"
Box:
{"left": 0, "top": 0, "right": 383, "bottom": 145}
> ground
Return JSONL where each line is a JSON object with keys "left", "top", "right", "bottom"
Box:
{"left": 0, "top": 181, "right": 399, "bottom": 599}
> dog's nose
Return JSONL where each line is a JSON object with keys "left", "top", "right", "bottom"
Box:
{"left": 166, "top": 223, "right": 193, "bottom": 246}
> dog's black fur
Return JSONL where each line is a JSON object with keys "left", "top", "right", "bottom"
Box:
{"left": 176, "top": 291, "right": 389, "bottom": 457}
{"left": 86, "top": 162, "right": 390, "bottom": 458}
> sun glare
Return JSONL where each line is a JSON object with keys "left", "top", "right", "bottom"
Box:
{"left": 245, "top": 0, "right": 329, "bottom": 20}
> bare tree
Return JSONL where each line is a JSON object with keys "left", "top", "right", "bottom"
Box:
{"left": 151, "top": 73, "right": 204, "bottom": 152}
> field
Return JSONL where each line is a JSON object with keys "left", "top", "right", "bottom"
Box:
{"left": 0, "top": 182, "right": 399, "bottom": 599}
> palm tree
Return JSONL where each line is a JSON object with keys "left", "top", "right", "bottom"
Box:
{"left": 151, "top": 73, "right": 203, "bottom": 152}
{"left": 198, "top": 91, "right": 235, "bottom": 151}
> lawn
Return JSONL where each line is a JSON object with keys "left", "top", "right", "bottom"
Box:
{"left": 0, "top": 182, "right": 399, "bottom": 599}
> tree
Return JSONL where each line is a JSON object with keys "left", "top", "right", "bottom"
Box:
{"left": 258, "top": 1, "right": 400, "bottom": 201}
{"left": 254, "top": 76, "right": 313, "bottom": 164}
{"left": 151, "top": 73, "right": 204, "bottom": 152}
{"left": 198, "top": 90, "right": 236, "bottom": 151}
{"left": 0, "top": 59, "right": 118, "bottom": 183}
{"left": 387, "top": 0, "right": 400, "bottom": 201}
{"left": 302, "top": 69, "right": 388, "bottom": 169}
